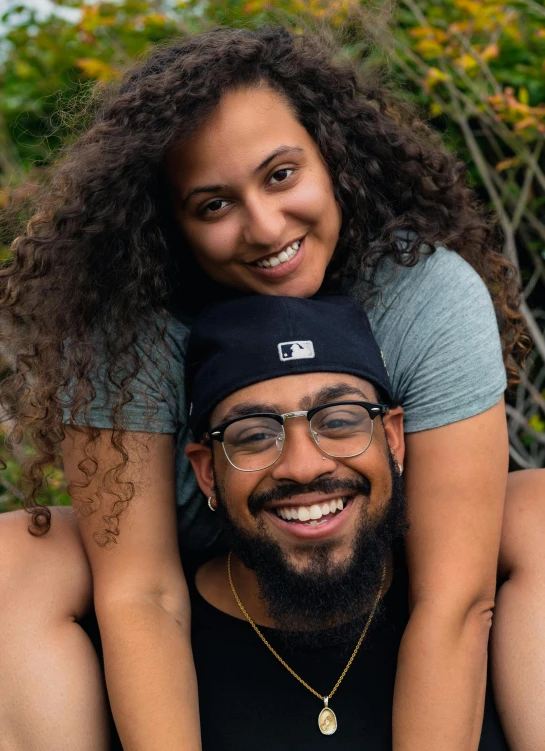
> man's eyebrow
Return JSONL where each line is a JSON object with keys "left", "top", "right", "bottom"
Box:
{"left": 216, "top": 401, "right": 282, "bottom": 425}
{"left": 182, "top": 146, "right": 304, "bottom": 205}
{"left": 305, "top": 383, "right": 374, "bottom": 409}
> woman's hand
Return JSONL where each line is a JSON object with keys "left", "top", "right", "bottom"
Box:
{"left": 393, "top": 398, "right": 508, "bottom": 750}
{"left": 62, "top": 428, "right": 202, "bottom": 751}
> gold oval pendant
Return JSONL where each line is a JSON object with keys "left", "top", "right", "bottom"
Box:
{"left": 318, "top": 707, "right": 337, "bottom": 735}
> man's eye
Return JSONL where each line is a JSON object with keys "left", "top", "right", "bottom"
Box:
{"left": 236, "top": 430, "right": 277, "bottom": 445}
{"left": 313, "top": 410, "right": 367, "bottom": 434}
{"left": 269, "top": 168, "right": 294, "bottom": 184}
{"left": 321, "top": 418, "right": 355, "bottom": 430}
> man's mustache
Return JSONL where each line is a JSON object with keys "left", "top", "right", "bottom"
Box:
{"left": 248, "top": 476, "right": 371, "bottom": 516}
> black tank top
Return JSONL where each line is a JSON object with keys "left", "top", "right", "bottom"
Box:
{"left": 189, "top": 547, "right": 508, "bottom": 751}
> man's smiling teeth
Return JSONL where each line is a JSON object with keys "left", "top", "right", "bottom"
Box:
{"left": 275, "top": 498, "right": 345, "bottom": 525}
{"left": 255, "top": 239, "right": 301, "bottom": 268}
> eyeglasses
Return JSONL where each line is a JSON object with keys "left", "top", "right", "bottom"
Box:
{"left": 203, "top": 401, "right": 388, "bottom": 472}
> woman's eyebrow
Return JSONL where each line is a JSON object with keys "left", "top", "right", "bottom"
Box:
{"left": 253, "top": 145, "right": 304, "bottom": 174}
{"left": 182, "top": 182, "right": 228, "bottom": 205}
{"left": 182, "top": 145, "right": 304, "bottom": 205}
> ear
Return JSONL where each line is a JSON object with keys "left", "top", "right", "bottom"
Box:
{"left": 382, "top": 406, "right": 405, "bottom": 468}
{"left": 185, "top": 442, "right": 215, "bottom": 498}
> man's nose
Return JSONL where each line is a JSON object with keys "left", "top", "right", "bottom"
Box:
{"left": 242, "top": 194, "right": 286, "bottom": 248}
{"left": 269, "top": 421, "right": 337, "bottom": 484}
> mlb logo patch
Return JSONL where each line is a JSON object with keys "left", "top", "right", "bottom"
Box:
{"left": 278, "top": 340, "right": 315, "bottom": 362}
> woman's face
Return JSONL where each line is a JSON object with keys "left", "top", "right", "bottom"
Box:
{"left": 165, "top": 86, "right": 342, "bottom": 298}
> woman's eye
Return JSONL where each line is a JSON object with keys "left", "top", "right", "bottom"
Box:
{"left": 203, "top": 199, "right": 229, "bottom": 214}
{"left": 269, "top": 168, "right": 294, "bottom": 184}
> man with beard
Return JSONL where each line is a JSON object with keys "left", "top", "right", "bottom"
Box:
{"left": 183, "top": 295, "right": 507, "bottom": 751}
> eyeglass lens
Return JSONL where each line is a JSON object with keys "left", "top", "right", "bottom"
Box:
{"left": 222, "top": 404, "right": 374, "bottom": 471}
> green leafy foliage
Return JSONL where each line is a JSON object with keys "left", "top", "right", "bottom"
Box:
{"left": 0, "top": 0, "right": 187, "bottom": 176}
{"left": 0, "top": 430, "right": 71, "bottom": 512}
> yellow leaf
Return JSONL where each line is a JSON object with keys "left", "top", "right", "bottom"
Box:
{"left": 454, "top": 53, "right": 478, "bottom": 72}
{"left": 415, "top": 39, "right": 444, "bottom": 60}
{"left": 77, "top": 58, "right": 119, "bottom": 82}
{"left": 514, "top": 116, "right": 538, "bottom": 131}
{"left": 80, "top": 3, "right": 116, "bottom": 30}
{"left": 424, "top": 66, "right": 450, "bottom": 89}
{"left": 519, "top": 86, "right": 530, "bottom": 106}
{"left": 481, "top": 43, "right": 499, "bottom": 62}
{"left": 15, "top": 61, "right": 34, "bottom": 79}
{"left": 454, "top": 0, "right": 481, "bottom": 17}
{"left": 503, "top": 23, "right": 522, "bottom": 41}
{"left": 430, "top": 102, "right": 444, "bottom": 117}
{"left": 449, "top": 21, "right": 469, "bottom": 34}
{"left": 495, "top": 156, "right": 520, "bottom": 172}
{"left": 410, "top": 26, "right": 448, "bottom": 43}
{"left": 529, "top": 414, "right": 545, "bottom": 433}
{"left": 144, "top": 13, "right": 168, "bottom": 25}
{"left": 409, "top": 26, "right": 435, "bottom": 39}
{"left": 242, "top": 1, "right": 263, "bottom": 12}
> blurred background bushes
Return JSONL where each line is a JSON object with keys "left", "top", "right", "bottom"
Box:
{"left": 1, "top": 0, "right": 544, "bottom": 511}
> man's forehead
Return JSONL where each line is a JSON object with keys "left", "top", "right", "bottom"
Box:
{"left": 212, "top": 372, "right": 378, "bottom": 425}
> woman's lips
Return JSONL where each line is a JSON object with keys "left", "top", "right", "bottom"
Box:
{"left": 248, "top": 236, "right": 306, "bottom": 280}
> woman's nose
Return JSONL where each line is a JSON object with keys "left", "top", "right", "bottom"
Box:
{"left": 242, "top": 194, "right": 286, "bottom": 248}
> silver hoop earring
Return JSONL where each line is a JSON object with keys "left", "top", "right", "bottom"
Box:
{"left": 396, "top": 462, "right": 403, "bottom": 474}
{"left": 208, "top": 496, "right": 216, "bottom": 512}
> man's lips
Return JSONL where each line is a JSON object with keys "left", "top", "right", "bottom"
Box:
{"left": 265, "top": 491, "right": 356, "bottom": 511}
{"left": 247, "top": 476, "right": 371, "bottom": 517}
{"left": 264, "top": 495, "right": 357, "bottom": 540}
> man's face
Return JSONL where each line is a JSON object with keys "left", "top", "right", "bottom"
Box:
{"left": 188, "top": 372, "right": 406, "bottom": 630}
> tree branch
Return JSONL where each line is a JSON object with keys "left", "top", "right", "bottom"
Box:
{"left": 506, "top": 404, "right": 545, "bottom": 445}
{"left": 512, "top": 141, "right": 544, "bottom": 232}
{"left": 519, "top": 366, "right": 545, "bottom": 415}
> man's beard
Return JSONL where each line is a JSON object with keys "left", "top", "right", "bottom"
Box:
{"left": 213, "top": 451, "right": 407, "bottom": 643}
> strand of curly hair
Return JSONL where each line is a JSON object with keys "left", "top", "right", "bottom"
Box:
{"left": 0, "top": 25, "right": 527, "bottom": 541}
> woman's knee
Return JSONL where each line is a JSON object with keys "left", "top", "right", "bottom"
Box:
{"left": 0, "top": 506, "right": 93, "bottom": 622}
{"left": 499, "top": 469, "right": 545, "bottom": 577}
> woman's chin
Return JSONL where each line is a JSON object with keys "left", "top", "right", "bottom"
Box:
{"left": 235, "top": 265, "right": 328, "bottom": 299}
{"left": 267, "top": 280, "right": 323, "bottom": 298}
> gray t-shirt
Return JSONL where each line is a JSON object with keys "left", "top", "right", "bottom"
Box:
{"left": 67, "top": 247, "right": 506, "bottom": 553}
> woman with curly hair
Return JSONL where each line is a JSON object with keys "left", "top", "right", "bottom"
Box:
{"left": 0, "top": 25, "right": 542, "bottom": 751}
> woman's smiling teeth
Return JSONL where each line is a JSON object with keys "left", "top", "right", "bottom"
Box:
{"left": 275, "top": 498, "right": 346, "bottom": 526}
{"left": 255, "top": 239, "right": 301, "bottom": 268}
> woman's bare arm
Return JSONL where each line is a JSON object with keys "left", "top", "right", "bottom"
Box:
{"left": 62, "top": 427, "right": 201, "bottom": 751}
{"left": 392, "top": 399, "right": 508, "bottom": 750}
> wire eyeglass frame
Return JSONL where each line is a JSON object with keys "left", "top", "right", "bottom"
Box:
{"left": 202, "top": 400, "right": 388, "bottom": 473}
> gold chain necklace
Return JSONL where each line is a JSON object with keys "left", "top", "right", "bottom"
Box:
{"left": 227, "top": 551, "right": 386, "bottom": 736}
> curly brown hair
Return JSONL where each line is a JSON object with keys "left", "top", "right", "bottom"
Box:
{"left": 0, "top": 25, "right": 525, "bottom": 540}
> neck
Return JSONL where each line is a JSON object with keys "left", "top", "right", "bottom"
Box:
{"left": 196, "top": 552, "right": 278, "bottom": 627}
{"left": 195, "top": 551, "right": 393, "bottom": 630}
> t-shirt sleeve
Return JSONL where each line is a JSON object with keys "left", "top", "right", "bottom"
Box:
{"left": 367, "top": 248, "right": 507, "bottom": 433}
{"left": 62, "top": 317, "right": 189, "bottom": 434}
